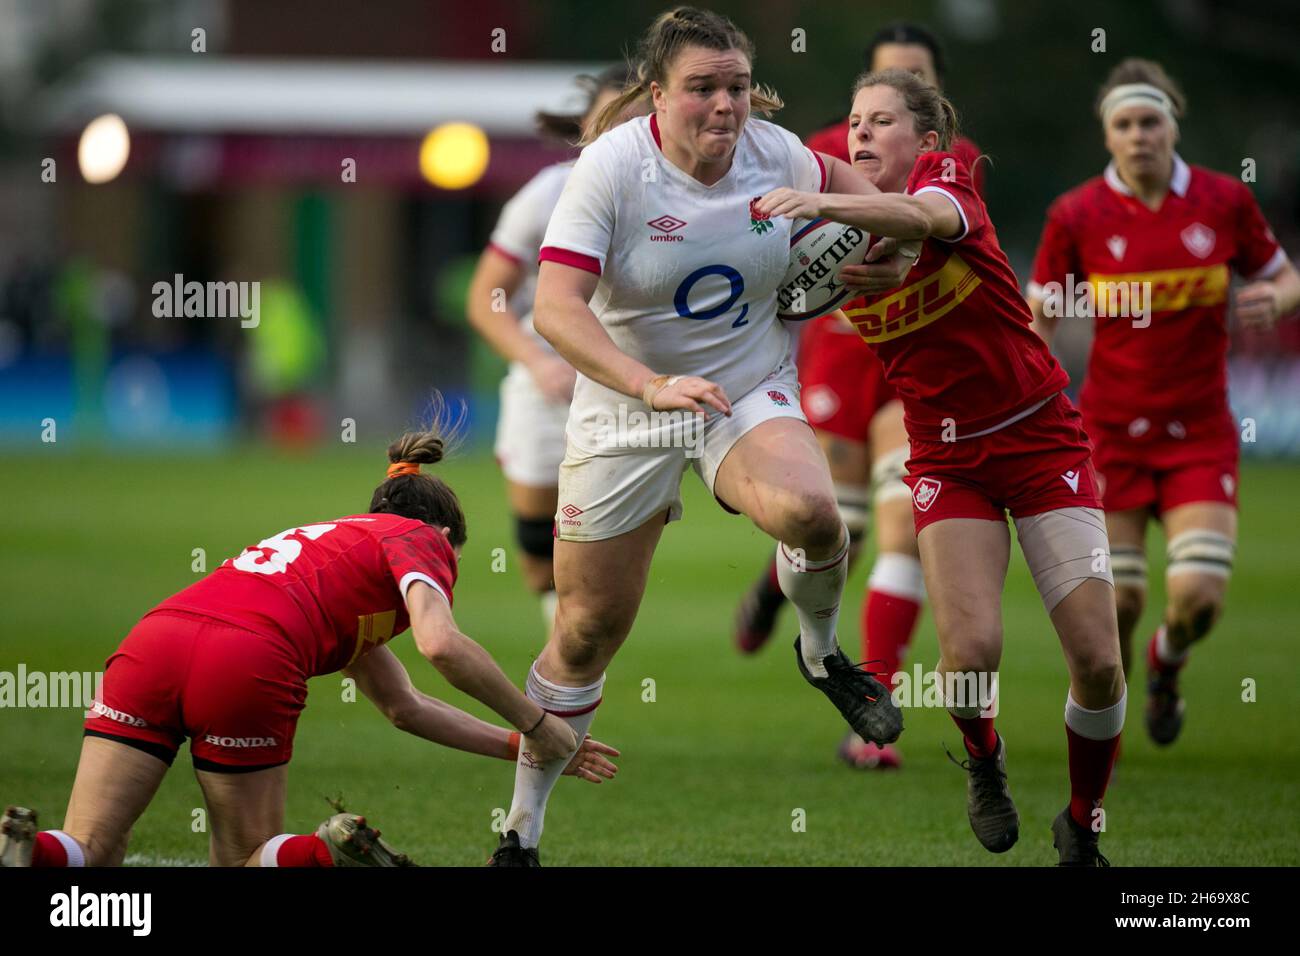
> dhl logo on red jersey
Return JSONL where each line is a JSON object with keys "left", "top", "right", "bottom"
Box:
{"left": 842, "top": 253, "right": 981, "bottom": 343}
{"left": 1086, "top": 263, "right": 1228, "bottom": 316}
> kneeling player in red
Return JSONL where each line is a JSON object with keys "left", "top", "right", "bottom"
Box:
{"left": 0, "top": 426, "right": 617, "bottom": 868}
{"left": 757, "top": 69, "right": 1124, "bottom": 865}
{"left": 1028, "top": 59, "right": 1300, "bottom": 746}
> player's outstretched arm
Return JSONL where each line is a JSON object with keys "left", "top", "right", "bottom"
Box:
{"left": 467, "top": 247, "right": 575, "bottom": 403}
{"left": 756, "top": 187, "right": 960, "bottom": 241}
{"left": 405, "top": 581, "right": 578, "bottom": 763}
{"left": 534, "top": 260, "right": 730, "bottom": 416}
{"left": 342, "top": 645, "right": 619, "bottom": 782}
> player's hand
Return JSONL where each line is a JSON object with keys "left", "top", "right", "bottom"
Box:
{"left": 755, "top": 187, "right": 822, "bottom": 221}
{"left": 526, "top": 355, "right": 578, "bottom": 403}
{"left": 647, "top": 375, "right": 732, "bottom": 417}
{"left": 562, "top": 734, "right": 620, "bottom": 783}
{"left": 1233, "top": 281, "right": 1281, "bottom": 328}
{"left": 840, "top": 236, "right": 922, "bottom": 293}
{"left": 524, "top": 712, "right": 578, "bottom": 763}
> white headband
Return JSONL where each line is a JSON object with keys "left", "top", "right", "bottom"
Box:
{"left": 1099, "top": 83, "right": 1177, "bottom": 126}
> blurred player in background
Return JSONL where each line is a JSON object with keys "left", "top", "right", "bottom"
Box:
{"left": 733, "top": 21, "right": 987, "bottom": 773}
{"left": 466, "top": 66, "right": 647, "bottom": 639}
{"left": 0, "top": 420, "right": 617, "bottom": 868}
{"left": 488, "top": 7, "right": 919, "bottom": 867}
{"left": 758, "top": 68, "right": 1125, "bottom": 865}
{"left": 1028, "top": 59, "right": 1299, "bottom": 746}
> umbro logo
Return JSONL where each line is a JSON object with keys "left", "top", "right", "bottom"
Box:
{"left": 560, "top": 504, "right": 583, "bottom": 518}
{"left": 648, "top": 215, "right": 686, "bottom": 242}
{"left": 1061, "top": 469, "right": 1080, "bottom": 493}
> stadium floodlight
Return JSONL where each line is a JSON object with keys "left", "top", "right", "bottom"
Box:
{"left": 419, "top": 122, "right": 489, "bottom": 189}
{"left": 77, "top": 113, "right": 131, "bottom": 184}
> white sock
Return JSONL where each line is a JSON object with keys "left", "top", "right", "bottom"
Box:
{"left": 539, "top": 589, "right": 558, "bottom": 638}
{"left": 503, "top": 664, "right": 604, "bottom": 849}
{"left": 259, "top": 833, "right": 293, "bottom": 867}
{"left": 776, "top": 528, "right": 849, "bottom": 677}
{"left": 867, "top": 552, "right": 927, "bottom": 601}
{"left": 1064, "top": 687, "right": 1128, "bottom": 740}
{"left": 45, "top": 830, "right": 86, "bottom": 867}
{"left": 1155, "top": 624, "right": 1188, "bottom": 666}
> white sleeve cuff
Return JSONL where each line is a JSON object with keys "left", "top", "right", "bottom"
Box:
{"left": 398, "top": 572, "right": 449, "bottom": 610}
{"left": 913, "top": 185, "right": 969, "bottom": 242}
{"left": 1246, "top": 247, "right": 1288, "bottom": 282}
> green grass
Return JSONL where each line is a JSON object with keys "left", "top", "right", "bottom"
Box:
{"left": 2, "top": 448, "right": 1297, "bottom": 865}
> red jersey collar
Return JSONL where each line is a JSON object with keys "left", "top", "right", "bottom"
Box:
{"left": 650, "top": 112, "right": 662, "bottom": 150}
{"left": 1104, "top": 152, "right": 1190, "bottom": 198}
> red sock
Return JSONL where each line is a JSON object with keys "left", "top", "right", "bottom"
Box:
{"left": 950, "top": 713, "right": 997, "bottom": 758}
{"left": 765, "top": 556, "right": 782, "bottom": 594}
{"left": 270, "top": 834, "right": 334, "bottom": 867}
{"left": 1066, "top": 725, "right": 1121, "bottom": 829}
{"left": 1147, "top": 627, "right": 1186, "bottom": 677}
{"left": 32, "top": 831, "right": 69, "bottom": 867}
{"left": 861, "top": 588, "right": 923, "bottom": 689}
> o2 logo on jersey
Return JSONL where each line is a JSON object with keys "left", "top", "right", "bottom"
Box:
{"left": 232, "top": 524, "right": 336, "bottom": 575}
{"left": 674, "top": 264, "right": 749, "bottom": 328}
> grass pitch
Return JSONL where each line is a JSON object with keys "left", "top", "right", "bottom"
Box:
{"left": 2, "top": 448, "right": 1296, "bottom": 865}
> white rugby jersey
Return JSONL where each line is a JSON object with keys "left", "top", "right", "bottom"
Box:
{"left": 487, "top": 161, "right": 574, "bottom": 351}
{"left": 539, "top": 113, "right": 827, "bottom": 449}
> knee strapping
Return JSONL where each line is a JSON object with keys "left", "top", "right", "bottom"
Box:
{"left": 516, "top": 516, "right": 556, "bottom": 560}
{"left": 1166, "top": 529, "right": 1234, "bottom": 580}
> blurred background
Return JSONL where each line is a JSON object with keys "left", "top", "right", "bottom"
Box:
{"left": 0, "top": 0, "right": 1298, "bottom": 452}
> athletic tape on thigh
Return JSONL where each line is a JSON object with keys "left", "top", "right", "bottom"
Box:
{"left": 1166, "top": 529, "right": 1235, "bottom": 580}
{"left": 871, "top": 445, "right": 912, "bottom": 505}
{"left": 516, "top": 515, "right": 556, "bottom": 559}
{"left": 1013, "top": 507, "right": 1114, "bottom": 613}
{"left": 1109, "top": 545, "right": 1147, "bottom": 590}
{"left": 833, "top": 482, "right": 870, "bottom": 538}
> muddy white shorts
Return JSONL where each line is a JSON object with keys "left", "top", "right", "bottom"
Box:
{"left": 555, "top": 364, "right": 805, "bottom": 541}
{"left": 494, "top": 362, "right": 570, "bottom": 487}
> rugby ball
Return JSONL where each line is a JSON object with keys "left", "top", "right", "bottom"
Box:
{"left": 776, "top": 218, "right": 872, "bottom": 320}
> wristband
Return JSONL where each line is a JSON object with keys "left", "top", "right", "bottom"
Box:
{"left": 642, "top": 374, "right": 682, "bottom": 409}
{"left": 507, "top": 731, "right": 521, "bottom": 760}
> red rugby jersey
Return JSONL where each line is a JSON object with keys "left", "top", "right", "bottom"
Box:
{"left": 1030, "top": 155, "right": 1285, "bottom": 426}
{"left": 839, "top": 151, "right": 1069, "bottom": 441}
{"left": 805, "top": 119, "right": 986, "bottom": 196}
{"left": 152, "top": 513, "right": 458, "bottom": 676}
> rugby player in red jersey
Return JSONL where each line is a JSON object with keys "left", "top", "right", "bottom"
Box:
{"left": 1027, "top": 59, "right": 1300, "bottom": 746}
{"left": 756, "top": 69, "right": 1124, "bottom": 865}
{"left": 733, "top": 22, "right": 986, "bottom": 772}
{"left": 0, "top": 426, "right": 618, "bottom": 868}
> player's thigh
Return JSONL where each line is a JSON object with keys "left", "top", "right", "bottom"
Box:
{"left": 547, "top": 509, "right": 669, "bottom": 678}
{"left": 916, "top": 518, "right": 1010, "bottom": 671}
{"left": 63, "top": 736, "right": 170, "bottom": 866}
{"left": 875, "top": 494, "right": 918, "bottom": 556}
{"left": 506, "top": 480, "right": 559, "bottom": 520}
{"left": 1105, "top": 507, "right": 1149, "bottom": 613}
{"left": 1161, "top": 500, "right": 1237, "bottom": 609}
{"left": 195, "top": 764, "right": 288, "bottom": 867}
{"left": 867, "top": 399, "right": 907, "bottom": 461}
{"left": 713, "top": 417, "right": 839, "bottom": 546}
{"left": 815, "top": 429, "right": 870, "bottom": 485}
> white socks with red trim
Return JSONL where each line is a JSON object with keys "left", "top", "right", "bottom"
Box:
{"left": 503, "top": 663, "right": 605, "bottom": 849}
{"left": 777, "top": 528, "right": 850, "bottom": 678}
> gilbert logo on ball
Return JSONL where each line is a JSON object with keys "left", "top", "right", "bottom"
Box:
{"left": 777, "top": 218, "right": 871, "bottom": 320}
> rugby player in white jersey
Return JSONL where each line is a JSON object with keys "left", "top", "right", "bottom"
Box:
{"left": 467, "top": 66, "right": 647, "bottom": 638}
{"left": 488, "top": 6, "right": 919, "bottom": 866}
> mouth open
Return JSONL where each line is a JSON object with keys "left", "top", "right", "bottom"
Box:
{"left": 854, "top": 150, "right": 879, "bottom": 163}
